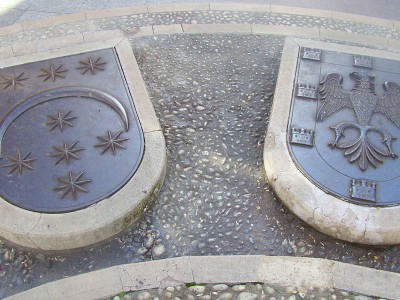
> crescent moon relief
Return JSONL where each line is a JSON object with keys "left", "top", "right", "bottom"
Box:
{"left": 0, "top": 87, "right": 129, "bottom": 158}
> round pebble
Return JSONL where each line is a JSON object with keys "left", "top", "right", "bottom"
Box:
{"left": 237, "top": 292, "right": 258, "bottom": 300}
{"left": 188, "top": 285, "right": 206, "bottom": 295}
{"left": 212, "top": 284, "right": 229, "bottom": 292}
{"left": 216, "top": 292, "right": 233, "bottom": 300}
{"left": 152, "top": 244, "right": 166, "bottom": 257}
{"left": 232, "top": 285, "right": 246, "bottom": 292}
{"left": 137, "top": 291, "right": 152, "bottom": 300}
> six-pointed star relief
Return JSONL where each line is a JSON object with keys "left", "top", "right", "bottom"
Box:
{"left": 50, "top": 141, "right": 85, "bottom": 165}
{"left": 2, "top": 150, "right": 36, "bottom": 176}
{"left": 0, "top": 72, "right": 28, "bottom": 91}
{"left": 38, "top": 64, "right": 68, "bottom": 82}
{"left": 46, "top": 110, "right": 77, "bottom": 132}
{"left": 54, "top": 172, "right": 91, "bottom": 199}
{"left": 95, "top": 131, "right": 129, "bottom": 155}
{"left": 77, "top": 57, "right": 106, "bottom": 75}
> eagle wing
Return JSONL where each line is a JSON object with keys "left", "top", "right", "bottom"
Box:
{"left": 375, "top": 81, "right": 400, "bottom": 127}
{"left": 317, "top": 73, "right": 352, "bottom": 121}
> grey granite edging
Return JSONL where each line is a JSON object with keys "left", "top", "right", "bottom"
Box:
{"left": 5, "top": 255, "right": 400, "bottom": 300}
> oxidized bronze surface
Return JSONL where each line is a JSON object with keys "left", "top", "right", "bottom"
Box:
{"left": 0, "top": 49, "right": 144, "bottom": 213}
{"left": 288, "top": 48, "right": 400, "bottom": 206}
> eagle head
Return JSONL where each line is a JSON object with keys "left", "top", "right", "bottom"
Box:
{"left": 384, "top": 81, "right": 400, "bottom": 94}
{"left": 350, "top": 71, "right": 375, "bottom": 81}
{"left": 350, "top": 71, "right": 375, "bottom": 93}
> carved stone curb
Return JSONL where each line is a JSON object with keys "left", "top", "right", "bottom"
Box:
{"left": 264, "top": 37, "right": 400, "bottom": 245}
{"left": 5, "top": 255, "right": 400, "bottom": 300}
{"left": 0, "top": 36, "right": 166, "bottom": 250}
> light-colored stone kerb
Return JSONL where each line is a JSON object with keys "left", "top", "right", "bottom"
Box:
{"left": 319, "top": 29, "right": 389, "bottom": 47}
{"left": 21, "top": 12, "right": 86, "bottom": 31}
{"left": 153, "top": 24, "right": 184, "bottom": 35}
{"left": 209, "top": 3, "right": 271, "bottom": 13}
{"left": 5, "top": 256, "right": 400, "bottom": 300}
{"left": 0, "top": 35, "right": 166, "bottom": 250}
{"left": 331, "top": 11, "right": 393, "bottom": 28}
{"left": 270, "top": 5, "right": 332, "bottom": 19}
{"left": 264, "top": 37, "right": 400, "bottom": 245}
{"left": 85, "top": 6, "right": 148, "bottom": 20}
{"left": 182, "top": 23, "right": 252, "bottom": 34}
{"left": 147, "top": 3, "right": 209, "bottom": 13}
{"left": 251, "top": 24, "right": 320, "bottom": 39}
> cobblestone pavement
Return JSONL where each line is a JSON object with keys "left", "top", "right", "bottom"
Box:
{"left": 1, "top": 8, "right": 400, "bottom": 300}
{"left": 108, "top": 283, "right": 386, "bottom": 300}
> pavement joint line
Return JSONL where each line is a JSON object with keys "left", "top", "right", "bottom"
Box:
{"left": 5, "top": 255, "right": 400, "bottom": 300}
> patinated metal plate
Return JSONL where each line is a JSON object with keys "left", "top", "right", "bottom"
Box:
{"left": 0, "top": 49, "right": 144, "bottom": 213}
{"left": 288, "top": 48, "right": 400, "bottom": 206}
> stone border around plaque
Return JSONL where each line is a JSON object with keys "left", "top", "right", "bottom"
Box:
{"left": 264, "top": 37, "right": 400, "bottom": 245}
{"left": 0, "top": 35, "right": 166, "bottom": 250}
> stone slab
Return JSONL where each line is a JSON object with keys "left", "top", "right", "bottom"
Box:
{"left": 209, "top": 3, "right": 271, "bottom": 13}
{"left": 319, "top": 29, "right": 389, "bottom": 47}
{"left": 0, "top": 45, "right": 13, "bottom": 57}
{"left": 119, "top": 257, "right": 193, "bottom": 292}
{"left": 153, "top": 24, "right": 183, "bottom": 35}
{"left": 12, "top": 33, "right": 85, "bottom": 56}
{"left": 82, "top": 29, "right": 124, "bottom": 42}
{"left": 85, "top": 6, "right": 148, "bottom": 19}
{"left": 270, "top": 5, "right": 332, "bottom": 19}
{"left": 21, "top": 12, "right": 86, "bottom": 30}
{"left": 264, "top": 37, "right": 400, "bottom": 245}
{"left": 251, "top": 24, "right": 319, "bottom": 38}
{"left": 147, "top": 3, "right": 209, "bottom": 13}
{"left": 331, "top": 11, "right": 393, "bottom": 28}
{"left": 1, "top": 38, "right": 125, "bottom": 68}
{"left": 115, "top": 38, "right": 162, "bottom": 133}
{"left": 258, "top": 256, "right": 335, "bottom": 288}
{"left": 46, "top": 266, "right": 122, "bottom": 300}
{"left": 334, "top": 261, "right": 400, "bottom": 299}
{"left": 182, "top": 23, "right": 252, "bottom": 34}
{"left": 190, "top": 255, "right": 261, "bottom": 283}
{"left": 0, "top": 23, "right": 23, "bottom": 37}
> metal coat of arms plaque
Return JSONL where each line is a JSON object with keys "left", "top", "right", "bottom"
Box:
{"left": 0, "top": 49, "right": 144, "bottom": 213}
{"left": 288, "top": 48, "right": 400, "bottom": 206}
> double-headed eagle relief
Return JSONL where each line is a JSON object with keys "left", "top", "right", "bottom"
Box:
{"left": 318, "top": 71, "right": 400, "bottom": 171}
{"left": 288, "top": 48, "right": 400, "bottom": 205}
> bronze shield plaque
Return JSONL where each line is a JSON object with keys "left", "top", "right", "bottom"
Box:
{"left": 288, "top": 48, "right": 400, "bottom": 206}
{"left": 0, "top": 49, "right": 144, "bottom": 213}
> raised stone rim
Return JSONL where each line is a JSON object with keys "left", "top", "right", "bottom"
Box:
{"left": 4, "top": 255, "right": 400, "bottom": 300}
{"left": 264, "top": 37, "right": 400, "bottom": 245}
{"left": 0, "top": 36, "right": 166, "bottom": 250}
